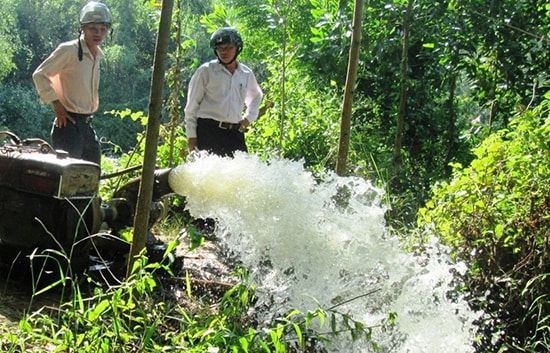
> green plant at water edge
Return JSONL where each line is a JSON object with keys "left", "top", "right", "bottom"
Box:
{"left": 172, "top": 267, "right": 386, "bottom": 352}
{"left": 0, "top": 252, "right": 385, "bottom": 352}
{"left": 418, "top": 98, "right": 550, "bottom": 352}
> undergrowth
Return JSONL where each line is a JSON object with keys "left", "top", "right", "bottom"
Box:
{"left": 0, "top": 238, "right": 385, "bottom": 353}
{"left": 418, "top": 98, "right": 550, "bottom": 352}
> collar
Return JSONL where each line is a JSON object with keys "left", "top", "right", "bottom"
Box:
{"left": 212, "top": 59, "right": 240, "bottom": 73}
{"left": 78, "top": 35, "right": 104, "bottom": 59}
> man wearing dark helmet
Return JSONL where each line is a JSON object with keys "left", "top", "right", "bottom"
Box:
{"left": 32, "top": 1, "right": 112, "bottom": 165}
{"left": 184, "top": 27, "right": 264, "bottom": 157}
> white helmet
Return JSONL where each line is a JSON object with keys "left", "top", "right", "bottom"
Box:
{"left": 79, "top": 1, "right": 112, "bottom": 26}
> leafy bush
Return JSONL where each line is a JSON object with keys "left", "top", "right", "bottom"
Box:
{"left": 0, "top": 84, "right": 51, "bottom": 140}
{"left": 418, "top": 98, "right": 550, "bottom": 352}
{"left": 0, "top": 251, "right": 381, "bottom": 353}
{"left": 247, "top": 75, "right": 341, "bottom": 173}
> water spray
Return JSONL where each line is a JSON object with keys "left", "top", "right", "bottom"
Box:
{"left": 168, "top": 152, "right": 480, "bottom": 352}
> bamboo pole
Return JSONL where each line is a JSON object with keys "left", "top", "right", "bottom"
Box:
{"left": 335, "top": 0, "right": 364, "bottom": 176}
{"left": 127, "top": 0, "right": 174, "bottom": 277}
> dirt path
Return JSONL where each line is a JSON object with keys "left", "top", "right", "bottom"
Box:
{"left": 0, "top": 271, "right": 62, "bottom": 328}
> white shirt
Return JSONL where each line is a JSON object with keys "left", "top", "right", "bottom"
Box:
{"left": 33, "top": 36, "right": 102, "bottom": 115}
{"left": 184, "top": 59, "right": 263, "bottom": 138}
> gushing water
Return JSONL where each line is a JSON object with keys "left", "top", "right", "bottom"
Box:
{"left": 169, "top": 152, "right": 479, "bottom": 352}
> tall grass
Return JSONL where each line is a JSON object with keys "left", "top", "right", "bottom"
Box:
{"left": 0, "top": 233, "right": 384, "bottom": 353}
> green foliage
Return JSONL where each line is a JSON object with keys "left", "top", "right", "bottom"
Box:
{"left": 0, "top": 255, "right": 383, "bottom": 352}
{"left": 107, "top": 109, "right": 187, "bottom": 168}
{"left": 0, "top": 0, "right": 549, "bottom": 349}
{"left": 418, "top": 99, "right": 550, "bottom": 352}
{"left": 97, "top": 108, "right": 187, "bottom": 202}
{"left": 308, "top": 0, "right": 354, "bottom": 81}
{"left": 455, "top": 0, "right": 550, "bottom": 116}
{"left": 10, "top": 0, "right": 81, "bottom": 83}
{"left": 0, "top": 84, "right": 52, "bottom": 140}
{"left": 248, "top": 77, "right": 340, "bottom": 171}
{"left": 0, "top": 254, "right": 171, "bottom": 352}
{"left": 0, "top": 0, "right": 18, "bottom": 80}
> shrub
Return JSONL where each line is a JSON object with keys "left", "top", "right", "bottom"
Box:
{"left": 418, "top": 98, "right": 550, "bottom": 352}
{"left": 0, "top": 84, "right": 51, "bottom": 140}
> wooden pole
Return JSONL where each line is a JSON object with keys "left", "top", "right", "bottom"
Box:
{"left": 335, "top": 0, "right": 364, "bottom": 176}
{"left": 127, "top": 0, "right": 174, "bottom": 277}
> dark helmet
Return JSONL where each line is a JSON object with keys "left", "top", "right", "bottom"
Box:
{"left": 210, "top": 27, "right": 243, "bottom": 55}
{"left": 79, "top": 1, "right": 112, "bottom": 27}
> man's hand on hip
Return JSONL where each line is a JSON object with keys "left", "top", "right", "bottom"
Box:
{"left": 52, "top": 100, "right": 75, "bottom": 127}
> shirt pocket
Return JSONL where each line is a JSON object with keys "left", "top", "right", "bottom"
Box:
{"left": 234, "top": 77, "right": 248, "bottom": 101}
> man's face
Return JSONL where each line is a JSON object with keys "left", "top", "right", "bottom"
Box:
{"left": 215, "top": 44, "right": 237, "bottom": 64}
{"left": 82, "top": 23, "right": 110, "bottom": 48}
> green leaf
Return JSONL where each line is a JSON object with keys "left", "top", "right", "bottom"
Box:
{"left": 494, "top": 224, "right": 504, "bottom": 239}
{"left": 87, "top": 299, "right": 111, "bottom": 321}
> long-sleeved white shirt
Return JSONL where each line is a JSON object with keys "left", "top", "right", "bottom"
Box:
{"left": 33, "top": 36, "right": 103, "bottom": 115}
{"left": 184, "top": 59, "right": 263, "bottom": 138}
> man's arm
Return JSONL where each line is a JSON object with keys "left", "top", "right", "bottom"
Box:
{"left": 242, "top": 71, "right": 263, "bottom": 123}
{"left": 32, "top": 46, "right": 68, "bottom": 104}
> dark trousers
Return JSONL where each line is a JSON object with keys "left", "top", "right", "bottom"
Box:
{"left": 197, "top": 118, "right": 247, "bottom": 157}
{"left": 51, "top": 113, "right": 101, "bottom": 165}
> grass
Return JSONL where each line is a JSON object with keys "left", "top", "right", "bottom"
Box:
{"left": 0, "top": 228, "right": 382, "bottom": 353}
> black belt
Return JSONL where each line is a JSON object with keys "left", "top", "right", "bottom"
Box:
{"left": 200, "top": 118, "right": 240, "bottom": 130}
{"left": 68, "top": 112, "right": 93, "bottom": 124}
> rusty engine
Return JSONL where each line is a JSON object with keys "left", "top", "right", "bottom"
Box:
{"left": 0, "top": 131, "right": 175, "bottom": 278}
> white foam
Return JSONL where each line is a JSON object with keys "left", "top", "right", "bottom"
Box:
{"left": 169, "top": 151, "right": 480, "bottom": 352}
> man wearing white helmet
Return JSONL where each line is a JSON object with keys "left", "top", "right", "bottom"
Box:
{"left": 184, "top": 27, "right": 264, "bottom": 157}
{"left": 32, "top": 1, "right": 112, "bottom": 165}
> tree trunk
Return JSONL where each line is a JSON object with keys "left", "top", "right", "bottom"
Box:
{"left": 392, "top": 0, "right": 413, "bottom": 175}
{"left": 167, "top": 0, "right": 183, "bottom": 168}
{"left": 444, "top": 71, "right": 457, "bottom": 176}
{"left": 127, "top": 0, "right": 174, "bottom": 277}
{"left": 335, "top": 0, "right": 364, "bottom": 176}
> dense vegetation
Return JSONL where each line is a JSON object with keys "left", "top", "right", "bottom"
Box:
{"left": 418, "top": 98, "right": 550, "bottom": 351}
{"left": 0, "top": 0, "right": 548, "bottom": 352}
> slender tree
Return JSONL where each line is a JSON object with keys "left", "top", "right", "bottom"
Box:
{"left": 127, "top": 0, "right": 174, "bottom": 276}
{"left": 392, "top": 0, "right": 413, "bottom": 176}
{"left": 335, "top": 0, "right": 364, "bottom": 175}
